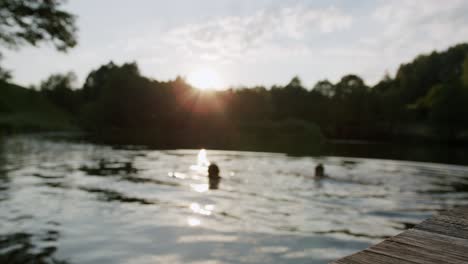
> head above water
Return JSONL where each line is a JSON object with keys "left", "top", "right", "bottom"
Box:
{"left": 208, "top": 163, "right": 220, "bottom": 177}
{"left": 315, "top": 163, "right": 324, "bottom": 177}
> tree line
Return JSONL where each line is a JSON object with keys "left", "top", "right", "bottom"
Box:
{"left": 30, "top": 43, "right": 468, "bottom": 151}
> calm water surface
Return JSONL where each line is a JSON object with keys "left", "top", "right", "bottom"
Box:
{"left": 1, "top": 135, "right": 468, "bottom": 263}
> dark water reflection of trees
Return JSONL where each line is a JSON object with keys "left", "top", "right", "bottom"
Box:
{"left": 0, "top": 139, "right": 68, "bottom": 264}
{"left": 324, "top": 140, "right": 468, "bottom": 166}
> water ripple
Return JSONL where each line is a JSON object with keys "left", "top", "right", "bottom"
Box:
{"left": 1, "top": 135, "right": 468, "bottom": 263}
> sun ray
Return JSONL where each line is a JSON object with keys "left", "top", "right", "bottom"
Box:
{"left": 187, "top": 68, "right": 224, "bottom": 90}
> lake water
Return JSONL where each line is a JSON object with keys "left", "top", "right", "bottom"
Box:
{"left": 1, "top": 135, "right": 468, "bottom": 264}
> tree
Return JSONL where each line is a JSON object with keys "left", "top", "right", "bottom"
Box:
{"left": 312, "top": 79, "right": 334, "bottom": 97}
{"left": 40, "top": 72, "right": 79, "bottom": 114}
{"left": 328, "top": 75, "right": 371, "bottom": 137}
{"left": 0, "top": 0, "right": 77, "bottom": 80}
{"left": 0, "top": 57, "right": 11, "bottom": 80}
{"left": 40, "top": 72, "right": 77, "bottom": 91}
{"left": 286, "top": 76, "right": 302, "bottom": 89}
{"left": 271, "top": 76, "right": 308, "bottom": 120}
{"left": 462, "top": 55, "right": 468, "bottom": 87}
{"left": 334, "top": 74, "right": 367, "bottom": 100}
{"left": 424, "top": 82, "right": 468, "bottom": 140}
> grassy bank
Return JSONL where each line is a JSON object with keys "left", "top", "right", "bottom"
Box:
{"left": 0, "top": 81, "right": 74, "bottom": 133}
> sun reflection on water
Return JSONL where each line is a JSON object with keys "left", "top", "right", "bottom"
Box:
{"left": 190, "top": 203, "right": 214, "bottom": 216}
{"left": 190, "top": 183, "right": 209, "bottom": 193}
{"left": 187, "top": 217, "right": 201, "bottom": 227}
{"left": 198, "top": 149, "right": 210, "bottom": 166}
{"left": 167, "top": 171, "right": 186, "bottom": 179}
{"left": 190, "top": 149, "right": 210, "bottom": 173}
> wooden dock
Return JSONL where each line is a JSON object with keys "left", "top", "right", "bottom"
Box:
{"left": 331, "top": 206, "right": 468, "bottom": 264}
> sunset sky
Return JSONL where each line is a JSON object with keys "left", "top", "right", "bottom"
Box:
{"left": 4, "top": 0, "right": 468, "bottom": 88}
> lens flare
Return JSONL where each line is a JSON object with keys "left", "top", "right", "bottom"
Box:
{"left": 187, "top": 68, "right": 224, "bottom": 90}
{"left": 198, "top": 149, "right": 210, "bottom": 167}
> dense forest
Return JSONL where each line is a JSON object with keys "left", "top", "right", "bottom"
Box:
{"left": 1, "top": 43, "right": 468, "bottom": 153}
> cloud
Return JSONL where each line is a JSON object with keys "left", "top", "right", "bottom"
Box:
{"left": 321, "top": 0, "right": 468, "bottom": 84}
{"left": 104, "top": 0, "right": 468, "bottom": 86}
{"left": 369, "top": 0, "right": 468, "bottom": 54}
{"left": 162, "top": 5, "right": 353, "bottom": 63}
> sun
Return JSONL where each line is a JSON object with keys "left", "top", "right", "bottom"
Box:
{"left": 187, "top": 68, "right": 224, "bottom": 90}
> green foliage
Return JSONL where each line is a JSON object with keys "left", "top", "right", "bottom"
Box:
{"left": 416, "top": 82, "right": 468, "bottom": 138}
{"left": 271, "top": 76, "right": 309, "bottom": 120}
{"left": 0, "top": 66, "right": 10, "bottom": 81}
{"left": 0, "top": 54, "right": 11, "bottom": 81}
{"left": 0, "top": 0, "right": 76, "bottom": 50}
{"left": 462, "top": 55, "right": 468, "bottom": 87}
{"left": 64, "top": 42, "right": 468, "bottom": 147}
{"left": 39, "top": 72, "right": 80, "bottom": 114}
{"left": 334, "top": 75, "right": 367, "bottom": 100}
{"left": 238, "top": 119, "right": 325, "bottom": 154}
{"left": 5, "top": 42, "right": 468, "bottom": 147}
{"left": 0, "top": 0, "right": 77, "bottom": 80}
{"left": 313, "top": 80, "right": 334, "bottom": 97}
{"left": 79, "top": 62, "right": 156, "bottom": 132}
{"left": 71, "top": 63, "right": 326, "bottom": 152}
{"left": 0, "top": 81, "right": 73, "bottom": 132}
{"left": 394, "top": 44, "right": 468, "bottom": 105}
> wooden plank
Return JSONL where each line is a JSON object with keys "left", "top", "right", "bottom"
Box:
{"left": 415, "top": 217, "right": 468, "bottom": 240}
{"left": 331, "top": 207, "right": 468, "bottom": 264}
{"left": 390, "top": 229, "right": 468, "bottom": 258}
{"left": 333, "top": 250, "right": 417, "bottom": 264}
{"left": 442, "top": 207, "right": 468, "bottom": 219}
{"left": 368, "top": 240, "right": 468, "bottom": 264}
{"left": 430, "top": 214, "right": 468, "bottom": 227}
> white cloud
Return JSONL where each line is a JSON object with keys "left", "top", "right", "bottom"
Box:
{"left": 322, "top": 0, "right": 468, "bottom": 85}
{"left": 369, "top": 0, "right": 468, "bottom": 54}
{"left": 161, "top": 6, "right": 353, "bottom": 63}
{"left": 356, "top": 0, "right": 468, "bottom": 82}
{"left": 64, "top": 0, "right": 468, "bottom": 87}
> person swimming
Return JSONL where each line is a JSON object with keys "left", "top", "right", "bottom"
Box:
{"left": 315, "top": 163, "right": 325, "bottom": 178}
{"left": 208, "top": 163, "right": 221, "bottom": 190}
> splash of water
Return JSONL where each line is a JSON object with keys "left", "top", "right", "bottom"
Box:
{"left": 190, "top": 149, "right": 210, "bottom": 174}
{"left": 198, "top": 149, "right": 210, "bottom": 167}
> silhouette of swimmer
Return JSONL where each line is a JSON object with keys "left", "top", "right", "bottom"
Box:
{"left": 123, "top": 161, "right": 137, "bottom": 174}
{"left": 208, "top": 163, "right": 221, "bottom": 190}
{"left": 315, "top": 163, "right": 325, "bottom": 179}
